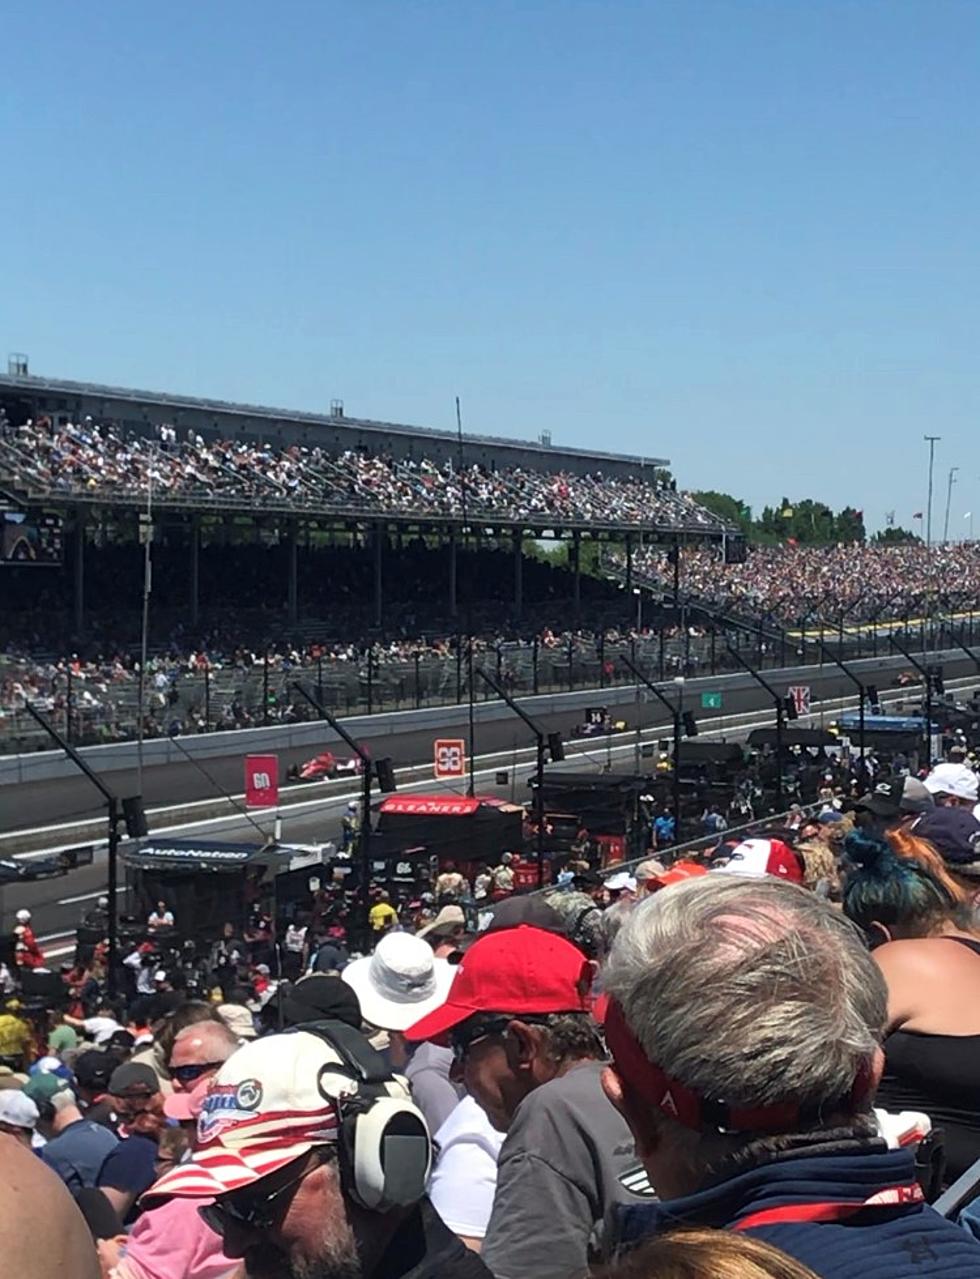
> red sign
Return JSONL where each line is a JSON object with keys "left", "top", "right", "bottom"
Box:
{"left": 380, "top": 795, "right": 480, "bottom": 816}
{"left": 434, "top": 739, "right": 466, "bottom": 780}
{"left": 245, "top": 754, "right": 279, "bottom": 808}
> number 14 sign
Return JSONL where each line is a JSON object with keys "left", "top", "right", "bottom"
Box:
{"left": 434, "top": 739, "right": 466, "bottom": 779}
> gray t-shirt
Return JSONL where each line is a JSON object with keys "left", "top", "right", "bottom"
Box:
{"left": 481, "top": 1059, "right": 643, "bottom": 1279}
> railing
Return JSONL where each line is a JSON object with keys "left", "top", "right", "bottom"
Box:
{"left": 3, "top": 607, "right": 977, "bottom": 756}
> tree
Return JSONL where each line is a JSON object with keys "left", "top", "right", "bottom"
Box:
{"left": 872, "top": 526, "right": 921, "bottom": 545}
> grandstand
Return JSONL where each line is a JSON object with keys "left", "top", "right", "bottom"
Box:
{"left": 0, "top": 362, "right": 735, "bottom": 641}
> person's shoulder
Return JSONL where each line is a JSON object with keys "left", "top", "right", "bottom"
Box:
{"left": 509, "top": 1060, "right": 607, "bottom": 1131}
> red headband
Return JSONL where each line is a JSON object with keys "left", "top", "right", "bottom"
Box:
{"left": 604, "top": 999, "right": 869, "bottom": 1135}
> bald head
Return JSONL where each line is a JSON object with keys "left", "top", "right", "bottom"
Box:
{"left": 170, "top": 1019, "right": 240, "bottom": 1073}
{"left": 0, "top": 1134, "right": 99, "bottom": 1278}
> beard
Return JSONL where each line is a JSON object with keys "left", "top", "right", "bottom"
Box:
{"left": 244, "top": 1218, "right": 363, "bottom": 1279}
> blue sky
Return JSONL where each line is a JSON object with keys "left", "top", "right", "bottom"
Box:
{"left": 4, "top": 2, "right": 979, "bottom": 533}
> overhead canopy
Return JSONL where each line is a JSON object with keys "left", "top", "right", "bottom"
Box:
{"left": 747, "top": 727, "right": 837, "bottom": 748}
{"left": 123, "top": 838, "right": 289, "bottom": 872}
{"left": 677, "top": 741, "right": 744, "bottom": 763}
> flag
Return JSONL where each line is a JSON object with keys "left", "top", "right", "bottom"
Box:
{"left": 913, "top": 512, "right": 923, "bottom": 519}
{"left": 781, "top": 506, "right": 794, "bottom": 518}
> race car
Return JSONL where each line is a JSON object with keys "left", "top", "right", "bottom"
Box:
{"left": 287, "top": 750, "right": 365, "bottom": 783}
{"left": 572, "top": 708, "right": 628, "bottom": 737}
{"left": 0, "top": 852, "right": 69, "bottom": 884}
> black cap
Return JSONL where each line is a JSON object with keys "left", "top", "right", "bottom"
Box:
{"left": 855, "top": 779, "right": 903, "bottom": 820}
{"left": 484, "top": 895, "right": 566, "bottom": 934}
{"left": 913, "top": 807, "right": 980, "bottom": 866}
{"left": 108, "top": 1061, "right": 160, "bottom": 1097}
{"left": 74, "top": 1050, "right": 121, "bottom": 1092}
{"left": 279, "top": 974, "right": 362, "bottom": 1030}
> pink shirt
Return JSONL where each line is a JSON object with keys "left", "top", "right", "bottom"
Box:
{"left": 116, "top": 1196, "right": 236, "bottom": 1279}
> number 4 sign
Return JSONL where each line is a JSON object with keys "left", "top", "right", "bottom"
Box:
{"left": 434, "top": 739, "right": 466, "bottom": 779}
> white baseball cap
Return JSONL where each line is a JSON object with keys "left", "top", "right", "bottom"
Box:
{"left": 0, "top": 1090, "right": 39, "bottom": 1130}
{"left": 604, "top": 871, "right": 637, "bottom": 893}
{"left": 343, "top": 933, "right": 455, "bottom": 1032}
{"left": 711, "top": 838, "right": 804, "bottom": 884}
{"left": 144, "top": 1030, "right": 411, "bottom": 1201}
{"left": 924, "top": 763, "right": 979, "bottom": 803}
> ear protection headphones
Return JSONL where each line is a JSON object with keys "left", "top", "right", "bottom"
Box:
{"left": 285, "top": 1019, "right": 432, "bottom": 1212}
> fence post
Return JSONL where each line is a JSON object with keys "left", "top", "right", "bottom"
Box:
{"left": 414, "top": 652, "right": 421, "bottom": 709}
{"left": 567, "top": 637, "right": 574, "bottom": 691}
{"left": 710, "top": 627, "right": 716, "bottom": 675}
{"left": 367, "top": 649, "right": 374, "bottom": 716}
{"left": 532, "top": 636, "right": 539, "bottom": 695}
{"left": 455, "top": 643, "right": 462, "bottom": 704}
{"left": 659, "top": 628, "right": 665, "bottom": 681}
{"left": 598, "top": 631, "right": 606, "bottom": 688}
{"left": 204, "top": 665, "right": 211, "bottom": 732}
{"left": 66, "top": 664, "right": 73, "bottom": 745}
{"left": 263, "top": 653, "right": 270, "bottom": 727}
{"left": 496, "top": 645, "right": 503, "bottom": 687}
{"left": 317, "top": 656, "right": 324, "bottom": 706}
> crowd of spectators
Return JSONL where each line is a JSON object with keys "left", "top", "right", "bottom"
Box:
{"left": 7, "top": 744, "right": 980, "bottom": 1276}
{"left": 631, "top": 541, "right": 980, "bottom": 622}
{"left": 0, "top": 412, "right": 726, "bottom": 531}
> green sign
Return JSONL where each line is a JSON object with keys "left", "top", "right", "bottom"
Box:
{"left": 701, "top": 691, "right": 722, "bottom": 710}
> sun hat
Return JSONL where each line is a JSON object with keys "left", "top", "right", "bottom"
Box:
{"left": 924, "top": 763, "right": 979, "bottom": 803}
{"left": 603, "top": 871, "right": 637, "bottom": 893}
{"left": 143, "top": 1029, "right": 410, "bottom": 1201}
{"left": 415, "top": 904, "right": 466, "bottom": 940}
{"left": 0, "top": 1090, "right": 39, "bottom": 1131}
{"left": 216, "top": 1003, "right": 257, "bottom": 1040}
{"left": 343, "top": 933, "right": 455, "bottom": 1032}
{"left": 404, "top": 925, "right": 592, "bottom": 1044}
{"left": 710, "top": 838, "right": 803, "bottom": 884}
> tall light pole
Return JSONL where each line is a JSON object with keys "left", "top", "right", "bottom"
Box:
{"left": 924, "top": 435, "right": 941, "bottom": 547}
{"left": 943, "top": 466, "right": 959, "bottom": 544}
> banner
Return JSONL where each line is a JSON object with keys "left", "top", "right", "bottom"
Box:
{"left": 245, "top": 754, "right": 279, "bottom": 808}
{"left": 433, "top": 739, "right": 466, "bottom": 779}
{"left": 788, "top": 685, "right": 811, "bottom": 717}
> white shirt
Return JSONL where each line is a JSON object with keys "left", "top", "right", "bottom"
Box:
{"left": 428, "top": 1095, "right": 504, "bottom": 1240}
{"left": 83, "top": 1016, "right": 122, "bottom": 1045}
{"left": 148, "top": 910, "right": 174, "bottom": 930}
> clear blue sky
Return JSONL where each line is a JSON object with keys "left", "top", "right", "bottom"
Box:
{"left": 4, "top": 1, "right": 979, "bottom": 534}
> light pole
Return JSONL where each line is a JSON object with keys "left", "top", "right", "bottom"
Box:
{"left": 924, "top": 435, "right": 941, "bottom": 547}
{"left": 943, "top": 466, "right": 959, "bottom": 544}
{"left": 632, "top": 587, "right": 642, "bottom": 633}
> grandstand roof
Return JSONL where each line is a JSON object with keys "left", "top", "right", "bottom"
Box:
{"left": 0, "top": 370, "right": 670, "bottom": 471}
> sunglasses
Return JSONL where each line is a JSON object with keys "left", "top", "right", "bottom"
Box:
{"left": 171, "top": 1061, "right": 224, "bottom": 1086}
{"left": 199, "top": 1150, "right": 332, "bottom": 1235}
{"left": 449, "top": 1015, "right": 549, "bottom": 1065}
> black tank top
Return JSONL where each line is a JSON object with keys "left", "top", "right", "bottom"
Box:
{"left": 877, "top": 937, "right": 980, "bottom": 1183}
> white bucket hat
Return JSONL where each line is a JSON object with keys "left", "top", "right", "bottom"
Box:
{"left": 343, "top": 933, "right": 455, "bottom": 1032}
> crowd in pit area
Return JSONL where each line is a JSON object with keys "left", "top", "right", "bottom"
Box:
{"left": 630, "top": 541, "right": 980, "bottom": 622}
{"left": 7, "top": 745, "right": 980, "bottom": 1277}
{"left": 0, "top": 411, "right": 725, "bottom": 530}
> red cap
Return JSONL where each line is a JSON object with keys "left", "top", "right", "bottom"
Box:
{"left": 404, "top": 925, "right": 592, "bottom": 1042}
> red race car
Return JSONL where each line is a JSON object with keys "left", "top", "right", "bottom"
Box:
{"left": 287, "top": 750, "right": 364, "bottom": 782}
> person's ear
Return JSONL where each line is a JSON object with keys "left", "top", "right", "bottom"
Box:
{"left": 601, "top": 1065, "right": 659, "bottom": 1163}
{"left": 577, "top": 961, "right": 598, "bottom": 1003}
{"left": 868, "top": 921, "right": 892, "bottom": 948}
{"left": 505, "top": 1020, "right": 539, "bottom": 1072}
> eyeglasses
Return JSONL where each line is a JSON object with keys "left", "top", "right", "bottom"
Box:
{"left": 199, "top": 1150, "right": 332, "bottom": 1236}
{"left": 171, "top": 1061, "right": 225, "bottom": 1086}
{"left": 449, "top": 1015, "right": 549, "bottom": 1065}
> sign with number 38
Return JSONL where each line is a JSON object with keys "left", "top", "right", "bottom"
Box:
{"left": 434, "top": 738, "right": 466, "bottom": 779}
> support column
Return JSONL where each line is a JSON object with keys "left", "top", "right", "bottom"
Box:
{"left": 449, "top": 528, "right": 458, "bottom": 618}
{"left": 625, "top": 535, "right": 633, "bottom": 594}
{"left": 287, "top": 519, "right": 298, "bottom": 625}
{"left": 73, "top": 513, "right": 86, "bottom": 637}
{"left": 572, "top": 532, "right": 581, "bottom": 618}
{"left": 513, "top": 531, "right": 523, "bottom": 618}
{"left": 373, "top": 522, "right": 384, "bottom": 629}
{"left": 189, "top": 516, "right": 200, "bottom": 629}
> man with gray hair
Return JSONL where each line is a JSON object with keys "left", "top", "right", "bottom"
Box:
{"left": 602, "top": 876, "right": 980, "bottom": 1278}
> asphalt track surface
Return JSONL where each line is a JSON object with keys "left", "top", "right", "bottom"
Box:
{"left": 6, "top": 659, "right": 968, "bottom": 835}
{"left": 6, "top": 656, "right": 979, "bottom": 949}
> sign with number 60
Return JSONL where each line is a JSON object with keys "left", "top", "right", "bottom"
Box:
{"left": 434, "top": 738, "right": 466, "bottom": 779}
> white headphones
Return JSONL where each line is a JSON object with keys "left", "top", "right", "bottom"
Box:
{"left": 286, "top": 1019, "right": 432, "bottom": 1211}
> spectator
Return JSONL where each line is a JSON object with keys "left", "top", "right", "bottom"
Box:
{"left": 842, "top": 829, "right": 980, "bottom": 1183}
{"left": 97, "top": 1062, "right": 165, "bottom": 1222}
{"left": 601, "top": 875, "right": 980, "bottom": 1277}
{"left": 163, "top": 1019, "right": 241, "bottom": 1126}
{"left": 428, "top": 1095, "right": 505, "bottom": 1253}
{"left": 146, "top": 901, "right": 175, "bottom": 933}
{"left": 0, "top": 1089, "right": 39, "bottom": 1149}
{"left": 25, "top": 1073, "right": 119, "bottom": 1194}
{"left": 369, "top": 889, "right": 399, "bottom": 936}
{"left": 0, "top": 995, "right": 33, "bottom": 1069}
{"left": 0, "top": 1134, "right": 100, "bottom": 1279}
{"left": 142, "top": 1024, "right": 489, "bottom": 1279}
{"left": 406, "top": 925, "right": 644, "bottom": 1279}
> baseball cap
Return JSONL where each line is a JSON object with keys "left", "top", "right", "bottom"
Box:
{"left": 647, "top": 861, "right": 709, "bottom": 892}
{"left": 924, "top": 763, "right": 979, "bottom": 803}
{"left": 22, "top": 1072, "right": 73, "bottom": 1108}
{"left": 108, "top": 1062, "right": 159, "bottom": 1097}
{"left": 855, "top": 779, "right": 904, "bottom": 819}
{"left": 74, "top": 1051, "right": 121, "bottom": 1093}
{"left": 604, "top": 871, "right": 637, "bottom": 894}
{"left": 144, "top": 1029, "right": 408, "bottom": 1201}
{"left": 710, "top": 838, "right": 804, "bottom": 884}
{"left": 343, "top": 933, "right": 456, "bottom": 1032}
{"left": 913, "top": 806, "right": 980, "bottom": 866}
{"left": 634, "top": 858, "right": 667, "bottom": 884}
{"left": 404, "top": 925, "right": 592, "bottom": 1043}
{"left": 0, "top": 1090, "right": 39, "bottom": 1131}
{"left": 484, "top": 895, "right": 565, "bottom": 934}
{"left": 279, "top": 974, "right": 363, "bottom": 1029}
